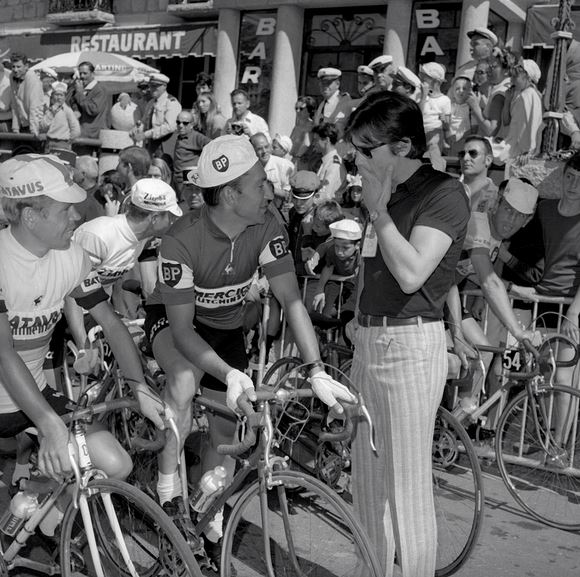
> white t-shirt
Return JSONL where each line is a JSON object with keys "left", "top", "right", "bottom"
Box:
{"left": 264, "top": 155, "right": 295, "bottom": 199}
{"left": 422, "top": 93, "right": 452, "bottom": 131}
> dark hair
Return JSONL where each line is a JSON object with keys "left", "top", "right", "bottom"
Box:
{"left": 314, "top": 201, "right": 343, "bottom": 226}
{"left": 344, "top": 91, "right": 427, "bottom": 159}
{"left": 10, "top": 52, "right": 28, "bottom": 65}
{"left": 78, "top": 61, "right": 95, "bottom": 73}
{"left": 195, "top": 72, "right": 213, "bottom": 90}
{"left": 297, "top": 96, "right": 317, "bottom": 119}
{"left": 464, "top": 135, "right": 493, "bottom": 157}
{"left": 93, "top": 181, "right": 124, "bottom": 207}
{"left": 118, "top": 145, "right": 152, "bottom": 179}
{"left": 489, "top": 47, "right": 518, "bottom": 72}
{"left": 312, "top": 122, "right": 339, "bottom": 145}
{"left": 201, "top": 172, "right": 245, "bottom": 207}
{"left": 565, "top": 150, "right": 580, "bottom": 172}
{"left": 231, "top": 88, "right": 250, "bottom": 101}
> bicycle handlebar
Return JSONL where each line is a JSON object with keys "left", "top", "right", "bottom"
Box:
{"left": 217, "top": 388, "right": 355, "bottom": 456}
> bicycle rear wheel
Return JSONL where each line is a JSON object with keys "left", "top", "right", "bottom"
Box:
{"left": 496, "top": 384, "right": 580, "bottom": 530}
{"left": 222, "top": 469, "right": 382, "bottom": 577}
{"left": 60, "top": 478, "right": 202, "bottom": 577}
{"left": 433, "top": 407, "right": 484, "bottom": 576}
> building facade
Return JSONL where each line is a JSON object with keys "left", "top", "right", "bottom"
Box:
{"left": 0, "top": 0, "right": 559, "bottom": 136}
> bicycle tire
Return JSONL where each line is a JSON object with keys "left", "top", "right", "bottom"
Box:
{"left": 262, "top": 356, "right": 304, "bottom": 389}
{"left": 221, "top": 469, "right": 382, "bottom": 577}
{"left": 59, "top": 478, "right": 203, "bottom": 577}
{"left": 495, "top": 384, "right": 580, "bottom": 530}
{"left": 433, "top": 407, "right": 485, "bottom": 576}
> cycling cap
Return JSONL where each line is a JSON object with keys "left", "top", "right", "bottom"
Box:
{"left": 0, "top": 154, "right": 86, "bottom": 203}
{"left": 290, "top": 171, "right": 320, "bottom": 199}
{"left": 329, "top": 219, "right": 362, "bottom": 241}
{"left": 420, "top": 62, "right": 446, "bottom": 83}
{"left": 196, "top": 135, "right": 259, "bottom": 188}
{"left": 502, "top": 178, "right": 538, "bottom": 215}
{"left": 521, "top": 60, "right": 541, "bottom": 84}
{"left": 130, "top": 178, "right": 182, "bottom": 216}
{"left": 395, "top": 66, "right": 422, "bottom": 89}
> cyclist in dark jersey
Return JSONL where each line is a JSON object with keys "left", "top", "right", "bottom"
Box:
{"left": 145, "top": 135, "right": 356, "bottom": 551}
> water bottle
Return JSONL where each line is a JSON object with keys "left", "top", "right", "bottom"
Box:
{"left": 0, "top": 490, "right": 39, "bottom": 537}
{"left": 190, "top": 466, "right": 227, "bottom": 514}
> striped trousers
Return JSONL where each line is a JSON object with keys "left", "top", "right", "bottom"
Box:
{"left": 351, "top": 320, "right": 447, "bottom": 577}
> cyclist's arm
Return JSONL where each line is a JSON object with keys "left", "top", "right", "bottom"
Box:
{"left": 64, "top": 296, "right": 89, "bottom": 349}
{"left": 0, "top": 312, "right": 71, "bottom": 478}
{"left": 471, "top": 247, "right": 529, "bottom": 341}
{"left": 315, "top": 264, "right": 334, "bottom": 295}
{"left": 563, "top": 284, "right": 580, "bottom": 343}
{"left": 165, "top": 301, "right": 233, "bottom": 383}
{"left": 269, "top": 271, "right": 324, "bottom": 367}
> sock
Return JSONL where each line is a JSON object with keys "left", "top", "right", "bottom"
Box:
{"left": 12, "top": 463, "right": 31, "bottom": 486}
{"left": 39, "top": 506, "right": 64, "bottom": 537}
{"left": 156, "top": 471, "right": 181, "bottom": 505}
{"left": 204, "top": 508, "right": 224, "bottom": 543}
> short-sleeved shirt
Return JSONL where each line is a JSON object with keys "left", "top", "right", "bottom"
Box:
{"left": 308, "top": 239, "right": 359, "bottom": 278}
{"left": 359, "top": 164, "right": 469, "bottom": 319}
{"left": 455, "top": 211, "right": 502, "bottom": 283}
{"left": 0, "top": 228, "right": 107, "bottom": 413}
{"left": 153, "top": 206, "right": 295, "bottom": 330}
{"left": 73, "top": 214, "right": 146, "bottom": 288}
{"left": 422, "top": 94, "right": 452, "bottom": 132}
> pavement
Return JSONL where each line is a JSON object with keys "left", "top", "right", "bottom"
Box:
{"left": 0, "top": 441, "right": 579, "bottom": 577}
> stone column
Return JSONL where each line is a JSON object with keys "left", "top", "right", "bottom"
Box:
{"left": 269, "top": 5, "right": 304, "bottom": 137}
{"left": 456, "top": 0, "right": 491, "bottom": 68}
{"left": 384, "top": 0, "right": 413, "bottom": 67}
{"left": 214, "top": 8, "right": 240, "bottom": 120}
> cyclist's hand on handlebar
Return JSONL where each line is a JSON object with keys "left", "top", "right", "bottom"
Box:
{"left": 310, "top": 369, "right": 357, "bottom": 416}
{"left": 452, "top": 335, "right": 475, "bottom": 369}
{"left": 38, "top": 420, "right": 75, "bottom": 481}
{"left": 73, "top": 344, "right": 100, "bottom": 375}
{"left": 509, "top": 284, "right": 539, "bottom": 302}
{"left": 515, "top": 329, "right": 542, "bottom": 347}
{"left": 134, "top": 384, "right": 166, "bottom": 430}
{"left": 226, "top": 369, "right": 257, "bottom": 412}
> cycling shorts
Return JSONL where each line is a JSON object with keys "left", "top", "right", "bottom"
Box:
{"left": 0, "top": 387, "right": 71, "bottom": 438}
{"left": 144, "top": 304, "right": 248, "bottom": 392}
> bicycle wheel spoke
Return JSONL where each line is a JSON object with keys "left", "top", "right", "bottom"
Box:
{"left": 223, "top": 470, "right": 381, "bottom": 577}
{"left": 497, "top": 385, "right": 580, "bottom": 530}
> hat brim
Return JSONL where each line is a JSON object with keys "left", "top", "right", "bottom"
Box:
{"left": 291, "top": 190, "right": 316, "bottom": 200}
{"left": 168, "top": 204, "right": 183, "bottom": 217}
{"left": 46, "top": 182, "right": 87, "bottom": 204}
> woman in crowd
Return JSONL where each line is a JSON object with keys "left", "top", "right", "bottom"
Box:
{"left": 195, "top": 91, "right": 226, "bottom": 139}
{"left": 291, "top": 95, "right": 317, "bottom": 169}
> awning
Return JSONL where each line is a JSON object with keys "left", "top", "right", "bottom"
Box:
{"left": 524, "top": 4, "right": 580, "bottom": 49}
{"left": 0, "top": 22, "right": 217, "bottom": 62}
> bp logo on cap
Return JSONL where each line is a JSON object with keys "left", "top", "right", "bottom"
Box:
{"left": 212, "top": 155, "right": 229, "bottom": 173}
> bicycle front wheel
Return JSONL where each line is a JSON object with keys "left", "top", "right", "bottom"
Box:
{"left": 222, "top": 469, "right": 382, "bottom": 577}
{"left": 496, "top": 384, "right": 580, "bottom": 530}
{"left": 60, "top": 478, "right": 202, "bottom": 577}
{"left": 433, "top": 407, "right": 484, "bottom": 576}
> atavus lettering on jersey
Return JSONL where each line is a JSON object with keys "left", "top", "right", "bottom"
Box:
{"left": 0, "top": 181, "right": 44, "bottom": 198}
{"left": 80, "top": 272, "right": 104, "bottom": 293}
{"left": 9, "top": 308, "right": 61, "bottom": 338}
{"left": 95, "top": 267, "right": 131, "bottom": 285}
{"left": 195, "top": 278, "right": 253, "bottom": 308}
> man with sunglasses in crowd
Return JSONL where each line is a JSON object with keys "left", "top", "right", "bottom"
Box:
{"left": 173, "top": 110, "right": 210, "bottom": 204}
{"left": 459, "top": 135, "right": 498, "bottom": 214}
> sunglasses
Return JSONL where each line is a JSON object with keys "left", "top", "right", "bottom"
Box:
{"left": 458, "top": 149, "right": 482, "bottom": 159}
{"left": 176, "top": 120, "right": 191, "bottom": 125}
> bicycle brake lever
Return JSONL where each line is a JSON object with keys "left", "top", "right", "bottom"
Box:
{"left": 358, "top": 401, "right": 377, "bottom": 455}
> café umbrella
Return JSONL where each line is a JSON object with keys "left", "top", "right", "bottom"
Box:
{"left": 30, "top": 50, "right": 159, "bottom": 84}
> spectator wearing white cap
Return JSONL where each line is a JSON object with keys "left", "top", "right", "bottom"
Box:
{"left": 144, "top": 135, "right": 356, "bottom": 548}
{"left": 131, "top": 73, "right": 182, "bottom": 158}
{"left": 225, "top": 87, "right": 270, "bottom": 140}
{"left": 455, "top": 27, "right": 499, "bottom": 81}
{"left": 501, "top": 59, "right": 544, "bottom": 166}
{"left": 309, "top": 218, "right": 361, "bottom": 318}
{"left": 70, "top": 61, "right": 110, "bottom": 140}
{"left": 357, "top": 65, "right": 375, "bottom": 97}
{"left": 39, "top": 67, "right": 58, "bottom": 106}
{"left": 391, "top": 66, "right": 422, "bottom": 103}
{"left": 419, "top": 62, "right": 451, "bottom": 170}
{"left": 313, "top": 67, "right": 353, "bottom": 137}
{"left": 368, "top": 54, "right": 394, "bottom": 91}
{"left": 271, "top": 133, "right": 293, "bottom": 161}
{"left": 110, "top": 92, "right": 140, "bottom": 132}
{"left": 39, "top": 81, "right": 81, "bottom": 153}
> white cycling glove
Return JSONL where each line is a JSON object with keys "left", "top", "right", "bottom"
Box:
{"left": 310, "top": 370, "right": 357, "bottom": 415}
{"left": 225, "top": 369, "right": 257, "bottom": 412}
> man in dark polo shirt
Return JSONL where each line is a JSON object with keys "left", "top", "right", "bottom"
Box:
{"left": 345, "top": 91, "right": 470, "bottom": 577}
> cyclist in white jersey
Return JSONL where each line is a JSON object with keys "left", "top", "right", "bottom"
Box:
{"left": 0, "top": 154, "right": 166, "bottom": 482}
